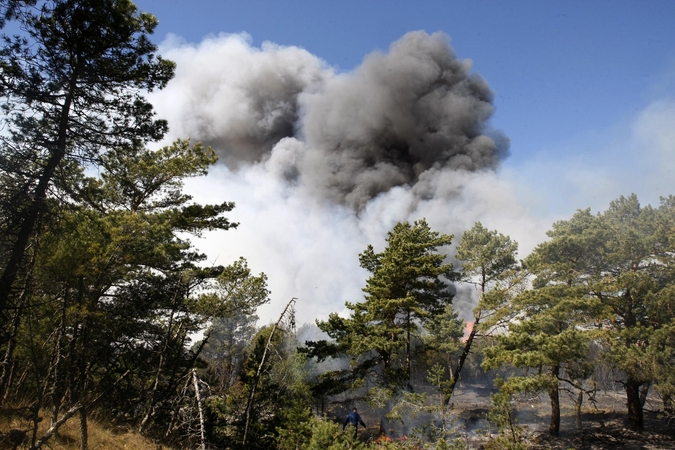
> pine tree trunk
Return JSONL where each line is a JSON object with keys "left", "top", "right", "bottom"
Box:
{"left": 663, "top": 392, "right": 673, "bottom": 413}
{"left": 191, "top": 369, "right": 206, "bottom": 450}
{"left": 0, "top": 303, "right": 22, "bottom": 403}
{"left": 0, "top": 243, "right": 36, "bottom": 404}
{"left": 242, "top": 298, "right": 296, "bottom": 446}
{"left": 548, "top": 366, "right": 560, "bottom": 437}
{"left": 626, "top": 377, "right": 644, "bottom": 430}
{"left": 574, "top": 379, "right": 583, "bottom": 429}
{"left": 0, "top": 66, "right": 80, "bottom": 320}
{"left": 639, "top": 380, "right": 651, "bottom": 408}
{"left": 406, "top": 309, "right": 411, "bottom": 383}
{"left": 50, "top": 292, "right": 70, "bottom": 427}
{"left": 139, "top": 300, "right": 177, "bottom": 433}
{"left": 31, "top": 404, "right": 81, "bottom": 450}
{"left": 445, "top": 311, "right": 481, "bottom": 404}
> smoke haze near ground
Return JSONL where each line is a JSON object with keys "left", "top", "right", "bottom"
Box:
{"left": 147, "top": 31, "right": 560, "bottom": 324}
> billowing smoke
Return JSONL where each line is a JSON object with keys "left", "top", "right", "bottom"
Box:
{"left": 150, "top": 31, "right": 548, "bottom": 324}
{"left": 298, "top": 31, "right": 508, "bottom": 209}
{"left": 155, "top": 31, "right": 508, "bottom": 210}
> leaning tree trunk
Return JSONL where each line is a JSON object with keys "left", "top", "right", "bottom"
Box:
{"left": 0, "top": 65, "right": 80, "bottom": 322}
{"left": 0, "top": 237, "right": 38, "bottom": 404}
{"left": 139, "top": 294, "right": 179, "bottom": 433}
{"left": 445, "top": 311, "right": 482, "bottom": 405}
{"left": 574, "top": 379, "right": 583, "bottom": 429}
{"left": 639, "top": 380, "right": 651, "bottom": 408}
{"left": 191, "top": 369, "right": 206, "bottom": 450}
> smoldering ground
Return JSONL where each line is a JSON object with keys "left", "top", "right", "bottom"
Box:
{"left": 149, "top": 31, "right": 550, "bottom": 324}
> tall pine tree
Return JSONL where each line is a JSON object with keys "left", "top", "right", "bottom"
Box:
{"left": 306, "top": 219, "right": 455, "bottom": 403}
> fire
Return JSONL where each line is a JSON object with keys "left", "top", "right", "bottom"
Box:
{"left": 373, "top": 434, "right": 423, "bottom": 449}
{"left": 375, "top": 435, "right": 392, "bottom": 444}
{"left": 462, "top": 321, "right": 474, "bottom": 342}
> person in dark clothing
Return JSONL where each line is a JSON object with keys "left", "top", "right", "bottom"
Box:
{"left": 343, "top": 407, "right": 366, "bottom": 437}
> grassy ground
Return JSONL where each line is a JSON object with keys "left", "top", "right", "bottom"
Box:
{"left": 0, "top": 408, "right": 171, "bottom": 450}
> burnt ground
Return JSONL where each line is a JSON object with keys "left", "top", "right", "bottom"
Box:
{"left": 453, "top": 386, "right": 675, "bottom": 450}
{"left": 333, "top": 385, "right": 675, "bottom": 449}
{"left": 529, "top": 411, "right": 675, "bottom": 450}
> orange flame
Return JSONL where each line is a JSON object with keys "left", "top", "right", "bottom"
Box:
{"left": 462, "top": 321, "right": 474, "bottom": 342}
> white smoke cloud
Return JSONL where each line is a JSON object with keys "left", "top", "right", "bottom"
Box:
{"left": 183, "top": 163, "right": 548, "bottom": 324}
{"left": 633, "top": 99, "right": 675, "bottom": 195}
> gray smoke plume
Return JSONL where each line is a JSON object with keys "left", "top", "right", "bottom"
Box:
{"left": 299, "top": 31, "right": 508, "bottom": 209}
{"left": 155, "top": 31, "right": 508, "bottom": 210}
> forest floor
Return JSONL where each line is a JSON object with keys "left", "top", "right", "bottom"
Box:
{"left": 447, "top": 386, "right": 674, "bottom": 449}
{"left": 344, "top": 384, "right": 675, "bottom": 450}
{"left": 2, "top": 388, "right": 673, "bottom": 449}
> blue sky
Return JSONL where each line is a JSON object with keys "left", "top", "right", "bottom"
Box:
{"left": 133, "top": 0, "right": 675, "bottom": 323}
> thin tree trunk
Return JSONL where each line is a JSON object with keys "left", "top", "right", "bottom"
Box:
{"left": 0, "top": 359, "right": 16, "bottom": 405}
{"left": 446, "top": 273, "right": 487, "bottom": 405}
{"left": 29, "top": 399, "right": 43, "bottom": 449}
{"left": 139, "top": 298, "right": 177, "bottom": 433}
{"left": 663, "top": 392, "right": 673, "bottom": 413}
{"left": 31, "top": 404, "right": 80, "bottom": 450}
{"left": 51, "top": 289, "right": 70, "bottom": 426}
{"left": 9, "top": 360, "right": 30, "bottom": 404}
{"left": 30, "top": 370, "right": 129, "bottom": 450}
{"left": 0, "top": 241, "right": 37, "bottom": 403}
{"left": 165, "top": 374, "right": 192, "bottom": 439}
{"left": 445, "top": 311, "right": 482, "bottom": 404}
{"left": 548, "top": 366, "right": 560, "bottom": 437}
{"left": 0, "top": 301, "right": 23, "bottom": 403}
{"left": 242, "top": 297, "right": 296, "bottom": 446}
{"left": 79, "top": 406, "right": 88, "bottom": 450}
{"left": 406, "top": 309, "right": 411, "bottom": 383}
{"left": 639, "top": 380, "right": 651, "bottom": 408}
{"left": 574, "top": 379, "right": 583, "bottom": 429}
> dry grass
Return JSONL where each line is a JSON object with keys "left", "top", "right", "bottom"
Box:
{"left": 0, "top": 408, "right": 173, "bottom": 450}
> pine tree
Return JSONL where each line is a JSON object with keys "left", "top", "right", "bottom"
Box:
{"left": 306, "top": 219, "right": 455, "bottom": 403}
{"left": 589, "top": 195, "right": 675, "bottom": 430}
{"left": 0, "top": 0, "right": 175, "bottom": 329}
{"left": 451, "top": 222, "right": 520, "bottom": 399}
{"left": 485, "top": 195, "right": 675, "bottom": 432}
